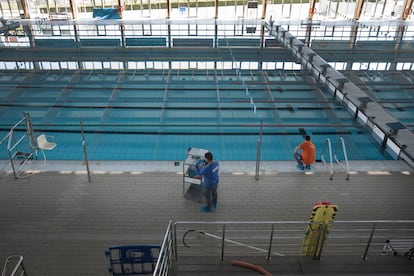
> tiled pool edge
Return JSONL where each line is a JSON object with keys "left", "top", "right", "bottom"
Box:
{"left": 1, "top": 159, "right": 412, "bottom": 173}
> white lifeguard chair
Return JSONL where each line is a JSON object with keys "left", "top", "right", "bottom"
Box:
{"left": 36, "top": 134, "right": 57, "bottom": 167}
{"left": 37, "top": 134, "right": 57, "bottom": 151}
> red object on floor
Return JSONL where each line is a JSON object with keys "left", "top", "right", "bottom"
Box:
{"left": 231, "top": 260, "right": 272, "bottom": 275}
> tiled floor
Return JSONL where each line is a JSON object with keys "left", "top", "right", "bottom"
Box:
{"left": 0, "top": 159, "right": 413, "bottom": 275}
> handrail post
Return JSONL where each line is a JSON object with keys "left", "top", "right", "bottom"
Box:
{"left": 173, "top": 223, "right": 178, "bottom": 260}
{"left": 334, "top": 137, "right": 351, "bottom": 180}
{"left": 255, "top": 119, "right": 263, "bottom": 180}
{"left": 362, "top": 223, "right": 376, "bottom": 260}
{"left": 8, "top": 150, "right": 18, "bottom": 179}
{"left": 321, "top": 138, "right": 334, "bottom": 180}
{"left": 327, "top": 139, "right": 333, "bottom": 180}
{"left": 340, "top": 137, "right": 350, "bottom": 180}
{"left": 21, "top": 261, "right": 28, "bottom": 276}
{"left": 221, "top": 224, "right": 226, "bottom": 261}
{"left": 154, "top": 221, "right": 173, "bottom": 276}
{"left": 80, "top": 120, "right": 91, "bottom": 182}
{"left": 266, "top": 224, "right": 274, "bottom": 260}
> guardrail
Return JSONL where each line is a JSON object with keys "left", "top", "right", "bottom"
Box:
{"left": 1, "top": 255, "right": 28, "bottom": 276}
{"left": 153, "top": 221, "right": 174, "bottom": 276}
{"left": 153, "top": 220, "right": 414, "bottom": 275}
{"left": 170, "top": 220, "right": 414, "bottom": 261}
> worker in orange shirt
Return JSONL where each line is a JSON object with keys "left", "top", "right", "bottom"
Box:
{"left": 294, "top": 135, "right": 316, "bottom": 170}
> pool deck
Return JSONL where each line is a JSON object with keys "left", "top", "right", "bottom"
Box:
{"left": 1, "top": 159, "right": 414, "bottom": 275}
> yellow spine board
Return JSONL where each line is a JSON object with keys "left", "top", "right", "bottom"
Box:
{"left": 301, "top": 202, "right": 338, "bottom": 256}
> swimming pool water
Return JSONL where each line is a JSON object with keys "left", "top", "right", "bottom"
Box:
{"left": 0, "top": 128, "right": 389, "bottom": 161}
{"left": 0, "top": 69, "right": 396, "bottom": 161}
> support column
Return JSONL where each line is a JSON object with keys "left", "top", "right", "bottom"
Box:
{"left": 215, "top": 0, "right": 219, "bottom": 19}
{"left": 308, "top": 0, "right": 316, "bottom": 19}
{"left": 260, "top": 0, "right": 268, "bottom": 48}
{"left": 354, "top": 0, "right": 365, "bottom": 20}
{"left": 402, "top": 0, "right": 413, "bottom": 20}
{"left": 69, "top": 0, "right": 78, "bottom": 19}
{"left": 167, "top": 0, "right": 171, "bottom": 18}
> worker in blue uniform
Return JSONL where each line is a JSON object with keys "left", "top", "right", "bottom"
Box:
{"left": 195, "top": 152, "right": 220, "bottom": 213}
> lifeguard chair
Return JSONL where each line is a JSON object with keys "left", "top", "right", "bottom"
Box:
{"left": 37, "top": 134, "right": 57, "bottom": 151}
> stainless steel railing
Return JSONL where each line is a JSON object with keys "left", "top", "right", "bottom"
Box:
{"left": 1, "top": 255, "right": 28, "bottom": 276}
{"left": 321, "top": 137, "right": 350, "bottom": 180}
{"left": 153, "top": 220, "right": 414, "bottom": 275}
{"left": 334, "top": 137, "right": 350, "bottom": 180}
{"left": 173, "top": 221, "right": 321, "bottom": 260}
{"left": 153, "top": 221, "right": 174, "bottom": 276}
{"left": 321, "top": 137, "right": 334, "bottom": 179}
{"left": 0, "top": 113, "right": 36, "bottom": 179}
{"left": 172, "top": 220, "right": 414, "bottom": 259}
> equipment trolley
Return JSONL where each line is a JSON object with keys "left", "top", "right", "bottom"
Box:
{"left": 105, "top": 245, "right": 160, "bottom": 275}
{"left": 182, "top": 147, "right": 209, "bottom": 200}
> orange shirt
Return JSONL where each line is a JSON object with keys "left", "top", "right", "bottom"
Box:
{"left": 300, "top": 141, "right": 316, "bottom": 165}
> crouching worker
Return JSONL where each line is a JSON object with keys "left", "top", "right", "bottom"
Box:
{"left": 195, "top": 152, "right": 220, "bottom": 213}
{"left": 294, "top": 135, "right": 316, "bottom": 170}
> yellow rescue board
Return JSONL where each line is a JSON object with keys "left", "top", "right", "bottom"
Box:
{"left": 301, "top": 201, "right": 338, "bottom": 256}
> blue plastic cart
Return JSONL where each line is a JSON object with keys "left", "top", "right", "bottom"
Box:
{"left": 105, "top": 245, "right": 160, "bottom": 275}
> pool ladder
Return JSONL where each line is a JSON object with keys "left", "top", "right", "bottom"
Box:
{"left": 0, "top": 113, "right": 37, "bottom": 179}
{"left": 321, "top": 137, "right": 350, "bottom": 180}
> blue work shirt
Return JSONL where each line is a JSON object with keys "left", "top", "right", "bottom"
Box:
{"left": 196, "top": 160, "right": 220, "bottom": 187}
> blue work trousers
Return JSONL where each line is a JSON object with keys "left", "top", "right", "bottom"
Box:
{"left": 294, "top": 152, "right": 304, "bottom": 170}
{"left": 202, "top": 184, "right": 218, "bottom": 209}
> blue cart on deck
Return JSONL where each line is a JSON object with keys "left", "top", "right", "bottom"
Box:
{"left": 105, "top": 245, "right": 161, "bottom": 275}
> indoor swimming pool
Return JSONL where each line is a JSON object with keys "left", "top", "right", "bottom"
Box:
{"left": 0, "top": 69, "right": 407, "bottom": 161}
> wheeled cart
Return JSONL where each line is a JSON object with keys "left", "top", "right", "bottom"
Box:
{"left": 105, "top": 245, "right": 160, "bottom": 275}
{"left": 182, "top": 147, "right": 209, "bottom": 201}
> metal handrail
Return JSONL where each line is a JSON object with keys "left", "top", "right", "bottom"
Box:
{"left": 255, "top": 119, "right": 263, "bottom": 180}
{"left": 0, "top": 118, "right": 25, "bottom": 145}
{"left": 1, "top": 255, "right": 28, "bottom": 276}
{"left": 171, "top": 220, "right": 414, "bottom": 262}
{"left": 153, "top": 221, "right": 174, "bottom": 276}
{"left": 321, "top": 137, "right": 350, "bottom": 180}
{"left": 152, "top": 220, "right": 414, "bottom": 274}
{"left": 321, "top": 138, "right": 334, "bottom": 180}
{"left": 2, "top": 114, "right": 34, "bottom": 179}
{"left": 8, "top": 133, "right": 26, "bottom": 153}
{"left": 174, "top": 220, "right": 313, "bottom": 261}
{"left": 334, "top": 137, "right": 350, "bottom": 180}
